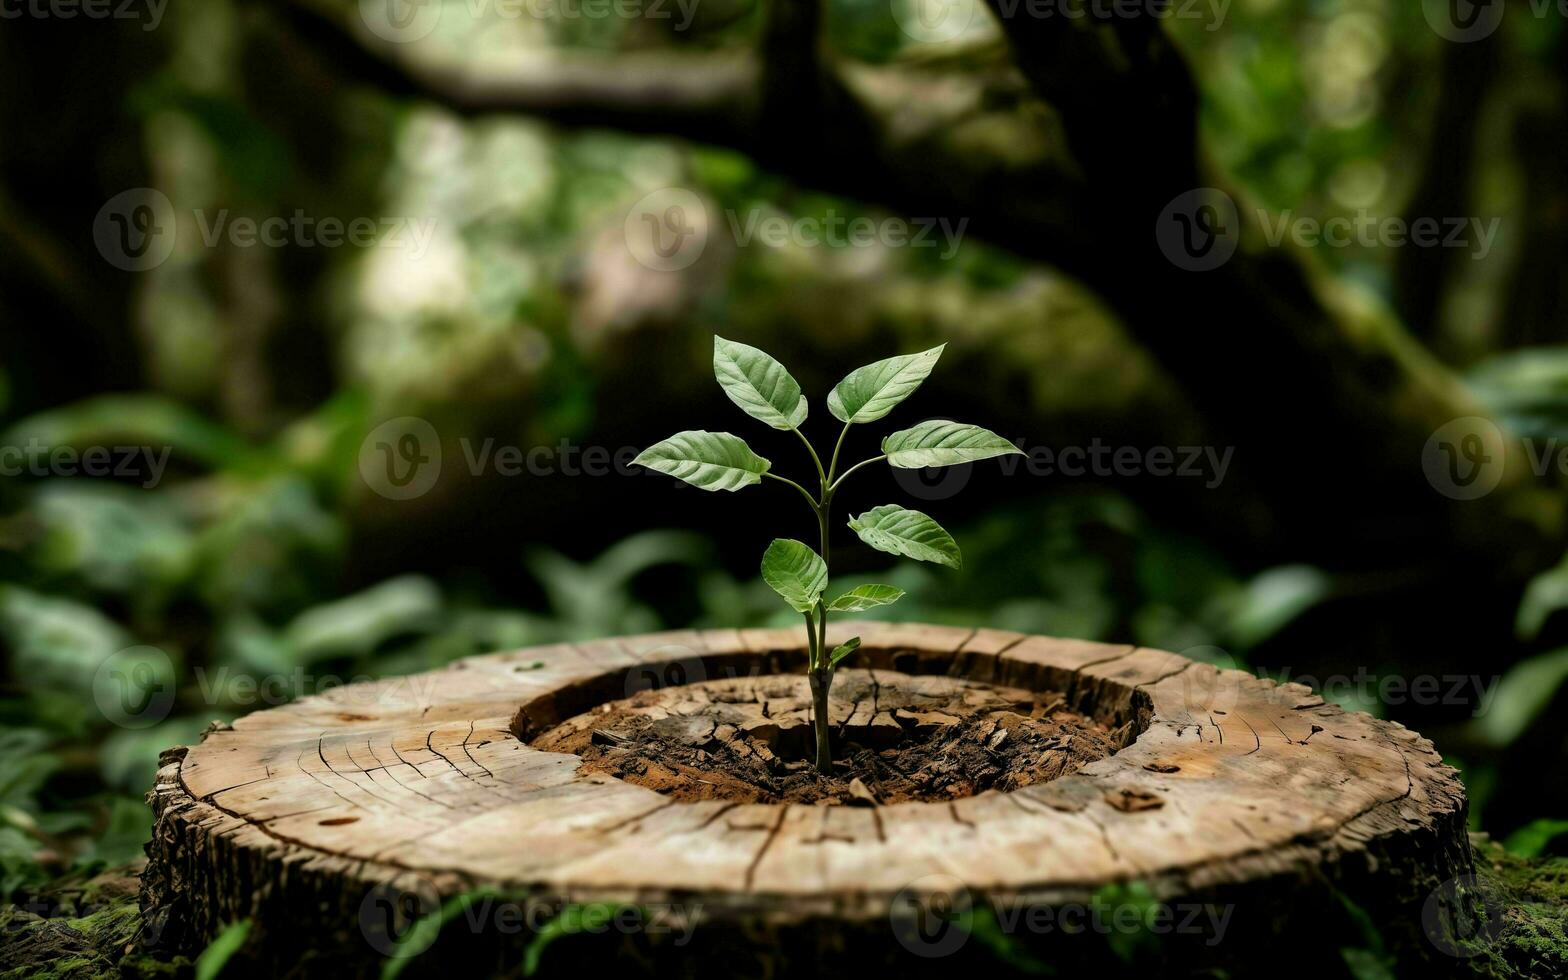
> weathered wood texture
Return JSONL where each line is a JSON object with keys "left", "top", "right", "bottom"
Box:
{"left": 141, "top": 624, "right": 1471, "bottom": 975}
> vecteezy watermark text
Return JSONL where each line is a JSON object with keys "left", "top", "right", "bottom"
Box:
{"left": 191, "top": 210, "right": 437, "bottom": 255}
{"left": 623, "top": 188, "right": 969, "bottom": 271}
{"left": 93, "top": 188, "right": 438, "bottom": 271}
{"left": 891, "top": 875, "right": 1233, "bottom": 958}
{"left": 359, "top": 874, "right": 701, "bottom": 960}
{"left": 1156, "top": 188, "right": 1503, "bottom": 272}
{"left": 1258, "top": 210, "right": 1500, "bottom": 260}
{"left": 0, "top": 0, "right": 166, "bottom": 29}
{"left": 358, "top": 419, "right": 1237, "bottom": 501}
{"left": 1, "top": 439, "right": 170, "bottom": 489}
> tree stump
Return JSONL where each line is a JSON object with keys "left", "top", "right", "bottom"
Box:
{"left": 142, "top": 624, "right": 1472, "bottom": 976}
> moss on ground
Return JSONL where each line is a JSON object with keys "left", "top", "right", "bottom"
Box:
{"left": 1465, "top": 840, "right": 1568, "bottom": 980}
{"left": 1, "top": 865, "right": 190, "bottom": 980}
{"left": 1, "top": 849, "right": 1564, "bottom": 979}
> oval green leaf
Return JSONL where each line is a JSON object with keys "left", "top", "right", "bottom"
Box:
{"left": 195, "top": 920, "right": 253, "bottom": 980}
{"left": 882, "top": 420, "right": 1023, "bottom": 468}
{"left": 827, "top": 584, "right": 906, "bottom": 612}
{"left": 848, "top": 504, "right": 962, "bottom": 569}
{"left": 761, "top": 538, "right": 828, "bottom": 614}
{"left": 633, "top": 431, "right": 771, "bottom": 491}
{"left": 826, "top": 345, "right": 945, "bottom": 424}
{"left": 713, "top": 336, "right": 807, "bottom": 430}
{"left": 829, "top": 636, "right": 861, "bottom": 666}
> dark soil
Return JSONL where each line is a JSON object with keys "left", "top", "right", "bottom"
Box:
{"left": 528, "top": 670, "right": 1126, "bottom": 805}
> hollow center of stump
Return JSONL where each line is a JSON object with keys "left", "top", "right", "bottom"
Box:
{"left": 527, "top": 669, "right": 1124, "bottom": 805}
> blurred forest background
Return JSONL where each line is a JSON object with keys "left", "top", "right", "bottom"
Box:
{"left": 3, "top": 0, "right": 1568, "bottom": 965}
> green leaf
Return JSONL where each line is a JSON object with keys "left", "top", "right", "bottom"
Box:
{"left": 882, "top": 420, "right": 1022, "bottom": 468}
{"left": 827, "top": 345, "right": 945, "bottom": 424}
{"left": 848, "top": 505, "right": 962, "bottom": 569}
{"left": 827, "top": 584, "right": 906, "bottom": 612}
{"left": 1517, "top": 555, "right": 1568, "bottom": 641}
{"left": 195, "top": 919, "right": 253, "bottom": 980}
{"left": 761, "top": 539, "right": 828, "bottom": 613}
{"left": 633, "top": 431, "right": 771, "bottom": 491}
{"left": 524, "top": 904, "right": 632, "bottom": 977}
{"left": 829, "top": 636, "right": 861, "bottom": 666}
{"left": 1502, "top": 818, "right": 1568, "bottom": 857}
{"left": 713, "top": 336, "right": 807, "bottom": 430}
{"left": 1473, "top": 646, "right": 1568, "bottom": 747}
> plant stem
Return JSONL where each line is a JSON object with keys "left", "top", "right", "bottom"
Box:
{"left": 809, "top": 668, "right": 833, "bottom": 777}
{"left": 827, "top": 455, "right": 886, "bottom": 494}
{"left": 763, "top": 471, "right": 817, "bottom": 509}
{"left": 827, "top": 422, "right": 851, "bottom": 484}
{"left": 792, "top": 426, "right": 827, "bottom": 491}
{"left": 776, "top": 426, "right": 877, "bottom": 776}
{"left": 812, "top": 480, "right": 834, "bottom": 774}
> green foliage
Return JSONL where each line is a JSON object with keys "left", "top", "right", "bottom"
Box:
{"left": 1516, "top": 553, "right": 1568, "bottom": 641}
{"left": 1333, "top": 889, "right": 1396, "bottom": 980}
{"left": 713, "top": 336, "right": 808, "bottom": 430}
{"left": 1091, "top": 881, "right": 1162, "bottom": 965}
{"left": 826, "top": 345, "right": 944, "bottom": 424}
{"left": 1504, "top": 819, "right": 1568, "bottom": 858}
{"left": 826, "top": 585, "right": 905, "bottom": 612}
{"left": 1468, "top": 347, "right": 1568, "bottom": 441}
{"left": 882, "top": 420, "right": 1021, "bottom": 468}
{"left": 634, "top": 337, "right": 1018, "bottom": 772}
{"left": 828, "top": 637, "right": 861, "bottom": 667}
{"left": 194, "top": 920, "right": 251, "bottom": 980}
{"left": 0, "top": 588, "right": 135, "bottom": 697}
{"left": 631, "top": 431, "right": 772, "bottom": 491}
{"left": 849, "top": 505, "right": 963, "bottom": 570}
{"left": 760, "top": 539, "right": 828, "bottom": 614}
{"left": 522, "top": 903, "right": 637, "bottom": 977}
{"left": 1473, "top": 647, "right": 1568, "bottom": 748}
{"left": 378, "top": 889, "right": 502, "bottom": 980}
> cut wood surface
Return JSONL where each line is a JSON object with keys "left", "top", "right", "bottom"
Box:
{"left": 141, "top": 624, "right": 1471, "bottom": 968}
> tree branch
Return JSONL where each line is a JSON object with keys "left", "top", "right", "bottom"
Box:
{"left": 265, "top": 0, "right": 1563, "bottom": 579}
{"left": 273, "top": 0, "right": 760, "bottom": 144}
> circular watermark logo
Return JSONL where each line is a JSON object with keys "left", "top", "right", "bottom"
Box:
{"left": 1156, "top": 188, "right": 1240, "bottom": 272}
{"left": 94, "top": 188, "right": 176, "bottom": 272}
{"left": 358, "top": 0, "right": 443, "bottom": 44}
{"left": 1422, "top": 874, "right": 1505, "bottom": 957}
{"left": 890, "top": 873, "right": 973, "bottom": 958}
{"left": 359, "top": 417, "right": 442, "bottom": 501}
{"left": 1422, "top": 0, "right": 1505, "bottom": 43}
{"left": 623, "top": 645, "right": 707, "bottom": 698}
{"left": 93, "top": 645, "right": 176, "bottom": 729}
{"left": 1422, "top": 416, "right": 1505, "bottom": 501}
{"left": 624, "top": 187, "right": 708, "bottom": 271}
{"left": 891, "top": 0, "right": 976, "bottom": 44}
{"left": 892, "top": 462, "right": 972, "bottom": 501}
{"left": 359, "top": 872, "right": 442, "bottom": 958}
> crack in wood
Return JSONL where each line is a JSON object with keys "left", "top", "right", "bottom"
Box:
{"left": 743, "top": 807, "right": 789, "bottom": 891}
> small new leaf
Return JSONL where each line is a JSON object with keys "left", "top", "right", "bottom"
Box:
{"left": 632, "top": 431, "right": 771, "bottom": 491}
{"left": 827, "top": 345, "right": 945, "bottom": 424}
{"left": 882, "top": 420, "right": 1023, "bottom": 468}
{"left": 713, "top": 336, "right": 808, "bottom": 430}
{"left": 848, "top": 504, "right": 962, "bottom": 569}
{"left": 827, "top": 584, "right": 906, "bottom": 612}
{"left": 761, "top": 538, "right": 828, "bottom": 614}
{"left": 829, "top": 636, "right": 861, "bottom": 666}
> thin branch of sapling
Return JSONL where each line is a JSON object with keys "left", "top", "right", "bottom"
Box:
{"left": 633, "top": 337, "right": 1023, "bottom": 775}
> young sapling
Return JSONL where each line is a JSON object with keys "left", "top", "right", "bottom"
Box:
{"left": 633, "top": 337, "right": 1023, "bottom": 775}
